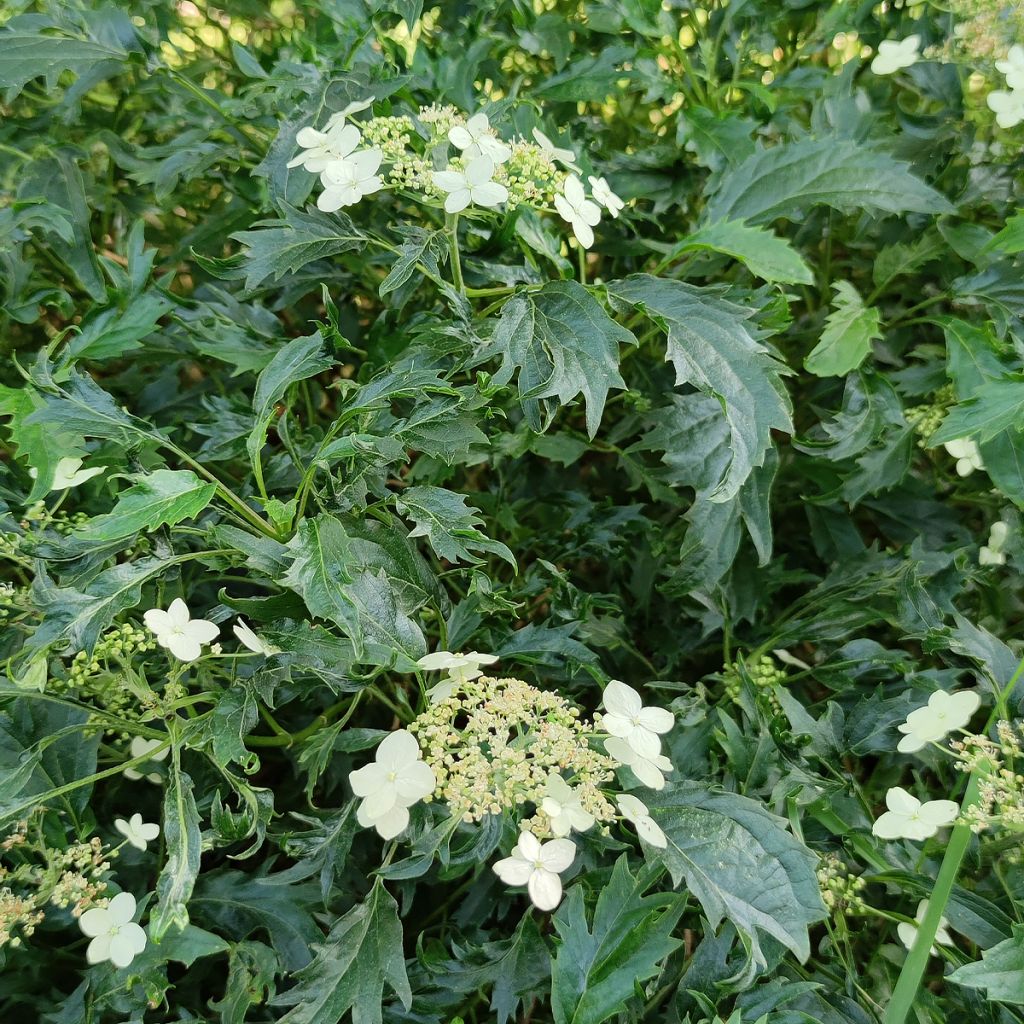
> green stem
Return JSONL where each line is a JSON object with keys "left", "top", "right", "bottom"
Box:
{"left": 882, "top": 767, "right": 985, "bottom": 1024}
{"left": 446, "top": 212, "right": 464, "bottom": 294}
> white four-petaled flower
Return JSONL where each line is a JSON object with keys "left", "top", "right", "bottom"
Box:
{"left": 988, "top": 89, "right": 1024, "bottom": 129}
{"left": 287, "top": 122, "right": 361, "bottom": 173}
{"left": 123, "top": 737, "right": 168, "bottom": 783}
{"left": 896, "top": 689, "right": 981, "bottom": 753}
{"left": 318, "top": 148, "right": 384, "bottom": 211}
{"left": 433, "top": 155, "right": 509, "bottom": 213}
{"left": 588, "top": 176, "right": 624, "bottom": 218}
{"left": 417, "top": 650, "right": 498, "bottom": 702}
{"left": 114, "top": 813, "right": 160, "bottom": 852}
{"left": 233, "top": 618, "right": 282, "bottom": 656}
{"left": 980, "top": 521, "right": 1009, "bottom": 567}
{"left": 601, "top": 680, "right": 674, "bottom": 757}
{"left": 605, "top": 736, "right": 674, "bottom": 790}
{"left": 143, "top": 598, "right": 218, "bottom": 663}
{"left": 872, "top": 787, "right": 958, "bottom": 841}
{"left": 79, "top": 892, "right": 147, "bottom": 968}
{"left": 532, "top": 128, "right": 579, "bottom": 169}
{"left": 617, "top": 794, "right": 667, "bottom": 848}
{"left": 349, "top": 730, "right": 437, "bottom": 839}
{"left": 871, "top": 36, "right": 921, "bottom": 76}
{"left": 540, "top": 775, "right": 595, "bottom": 837}
{"left": 943, "top": 437, "right": 984, "bottom": 477}
{"left": 554, "top": 175, "right": 602, "bottom": 249}
{"left": 897, "top": 899, "right": 954, "bottom": 954}
{"left": 448, "top": 112, "right": 511, "bottom": 164}
{"left": 492, "top": 830, "right": 575, "bottom": 911}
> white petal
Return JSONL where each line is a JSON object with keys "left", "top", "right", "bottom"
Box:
{"left": 373, "top": 804, "right": 410, "bottom": 840}
{"left": 617, "top": 794, "right": 648, "bottom": 822}
{"left": 527, "top": 868, "right": 563, "bottom": 911}
{"left": 603, "top": 680, "right": 642, "bottom": 718}
{"left": 539, "top": 838, "right": 576, "bottom": 873}
{"left": 465, "top": 652, "right": 499, "bottom": 666}
{"left": 108, "top": 892, "right": 137, "bottom": 926}
{"left": 919, "top": 800, "right": 959, "bottom": 827}
{"left": 143, "top": 609, "right": 172, "bottom": 637}
{"left": 471, "top": 181, "right": 508, "bottom": 207}
{"left": 417, "top": 651, "right": 460, "bottom": 670}
{"left": 109, "top": 928, "right": 144, "bottom": 968}
{"left": 166, "top": 634, "right": 202, "bottom": 662}
{"left": 448, "top": 125, "right": 474, "bottom": 150}
{"left": 516, "top": 830, "right": 542, "bottom": 862}
{"left": 433, "top": 170, "right": 467, "bottom": 193}
{"left": 624, "top": 727, "right": 663, "bottom": 759}
{"left": 167, "top": 599, "right": 191, "bottom": 628}
{"left": 86, "top": 934, "right": 112, "bottom": 964}
{"left": 360, "top": 785, "right": 398, "bottom": 818}
{"left": 444, "top": 189, "right": 471, "bottom": 214}
{"left": 349, "top": 762, "right": 389, "bottom": 798}
{"left": 635, "top": 815, "right": 667, "bottom": 848}
{"left": 885, "top": 787, "right": 920, "bottom": 816}
{"left": 572, "top": 219, "right": 594, "bottom": 249}
{"left": 872, "top": 810, "right": 911, "bottom": 840}
{"left": 317, "top": 188, "right": 346, "bottom": 213}
{"left": 395, "top": 760, "right": 436, "bottom": 802}
{"left": 464, "top": 156, "right": 496, "bottom": 187}
{"left": 493, "top": 855, "right": 533, "bottom": 886}
{"left": 377, "top": 730, "right": 420, "bottom": 770}
{"left": 139, "top": 822, "right": 161, "bottom": 841}
{"left": 79, "top": 907, "right": 112, "bottom": 938}
{"left": 295, "top": 126, "right": 326, "bottom": 148}
{"left": 638, "top": 705, "right": 675, "bottom": 734}
{"left": 184, "top": 619, "right": 219, "bottom": 645}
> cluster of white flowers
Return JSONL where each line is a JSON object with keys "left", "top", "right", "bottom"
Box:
{"left": 143, "top": 600, "right": 279, "bottom": 662}
{"left": 287, "top": 101, "right": 625, "bottom": 251}
{"left": 871, "top": 35, "right": 921, "bottom": 76}
{"left": 988, "top": 45, "right": 1024, "bottom": 127}
{"left": 346, "top": 664, "right": 673, "bottom": 911}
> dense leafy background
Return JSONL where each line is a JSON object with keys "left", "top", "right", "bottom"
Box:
{"left": 1, "top": 0, "right": 1023, "bottom": 1022}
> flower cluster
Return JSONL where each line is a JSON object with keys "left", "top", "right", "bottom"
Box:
{"left": 816, "top": 853, "right": 867, "bottom": 914}
{"left": 904, "top": 384, "right": 953, "bottom": 446}
{"left": 944, "top": 437, "right": 985, "bottom": 477}
{"left": 988, "top": 46, "right": 1024, "bottom": 127}
{"left": 287, "top": 100, "right": 625, "bottom": 250}
{"left": 722, "top": 653, "right": 787, "bottom": 716}
{"left": 980, "top": 520, "right": 1010, "bottom": 566}
{"left": 347, "top": 666, "right": 675, "bottom": 910}
{"left": 952, "top": 721, "right": 1024, "bottom": 835}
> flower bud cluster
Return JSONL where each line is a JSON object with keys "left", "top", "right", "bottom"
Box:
{"left": 953, "top": 721, "right": 1024, "bottom": 834}
{"left": 409, "top": 675, "right": 617, "bottom": 826}
{"left": 723, "top": 654, "right": 787, "bottom": 714}
{"left": 816, "top": 853, "right": 867, "bottom": 914}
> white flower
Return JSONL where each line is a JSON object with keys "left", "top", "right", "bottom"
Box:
{"left": 448, "top": 112, "right": 511, "bottom": 164}
{"left": 123, "top": 737, "right": 168, "bottom": 783}
{"left": 872, "top": 787, "right": 958, "bottom": 841}
{"left": 897, "top": 899, "right": 954, "bottom": 954}
{"left": 324, "top": 96, "right": 376, "bottom": 130}
{"left": 531, "top": 128, "right": 579, "bottom": 169}
{"left": 987, "top": 89, "right": 1024, "bottom": 129}
{"left": 605, "top": 736, "right": 673, "bottom": 790}
{"left": 871, "top": 35, "right": 921, "bottom": 75}
{"left": 588, "top": 176, "right": 624, "bottom": 218}
{"left": 980, "top": 521, "right": 1010, "bottom": 566}
{"left": 114, "top": 813, "right": 160, "bottom": 852}
{"left": 78, "top": 892, "right": 147, "bottom": 968}
{"left": 897, "top": 690, "right": 981, "bottom": 753}
{"left": 143, "top": 598, "right": 218, "bottom": 662}
{"left": 540, "top": 775, "right": 595, "bottom": 837}
{"left": 554, "top": 175, "right": 602, "bottom": 249}
{"left": 943, "top": 437, "right": 985, "bottom": 477}
{"left": 433, "top": 155, "right": 509, "bottom": 214}
{"left": 318, "top": 148, "right": 384, "bottom": 211}
{"left": 417, "top": 650, "right": 498, "bottom": 702}
{"left": 996, "top": 46, "right": 1024, "bottom": 90}
{"left": 349, "top": 730, "right": 436, "bottom": 840}
{"left": 600, "top": 680, "right": 674, "bottom": 758}
{"left": 28, "top": 457, "right": 104, "bottom": 491}
{"left": 492, "top": 830, "right": 576, "bottom": 911}
{"left": 287, "top": 121, "right": 361, "bottom": 172}
{"left": 233, "top": 618, "right": 282, "bottom": 656}
{"left": 617, "top": 794, "right": 667, "bottom": 848}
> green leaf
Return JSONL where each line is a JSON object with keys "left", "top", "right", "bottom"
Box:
{"left": 440, "top": 913, "right": 550, "bottom": 1024}
{"left": 280, "top": 515, "right": 361, "bottom": 645}
{"left": 232, "top": 205, "right": 366, "bottom": 292}
{"left": 804, "top": 282, "right": 881, "bottom": 377}
{"left": 394, "top": 485, "right": 516, "bottom": 568}
{"left": 475, "top": 282, "right": 635, "bottom": 438}
{"left": 551, "top": 857, "right": 684, "bottom": 1024}
{"left": 0, "top": 28, "right": 128, "bottom": 98}
{"left": 151, "top": 763, "right": 202, "bottom": 940}
{"left": 984, "top": 211, "right": 1024, "bottom": 255}
{"left": 274, "top": 877, "right": 412, "bottom": 1024}
{"left": 609, "top": 274, "right": 792, "bottom": 502}
{"left": 645, "top": 784, "right": 826, "bottom": 967}
{"left": 950, "top": 927, "right": 1024, "bottom": 1004}
{"left": 379, "top": 227, "right": 446, "bottom": 297}
{"left": 707, "top": 139, "right": 954, "bottom": 225}
{"left": 73, "top": 469, "right": 216, "bottom": 541}
{"left": 930, "top": 376, "right": 1024, "bottom": 446}
{"left": 248, "top": 331, "right": 333, "bottom": 473}
{"left": 673, "top": 220, "right": 813, "bottom": 284}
